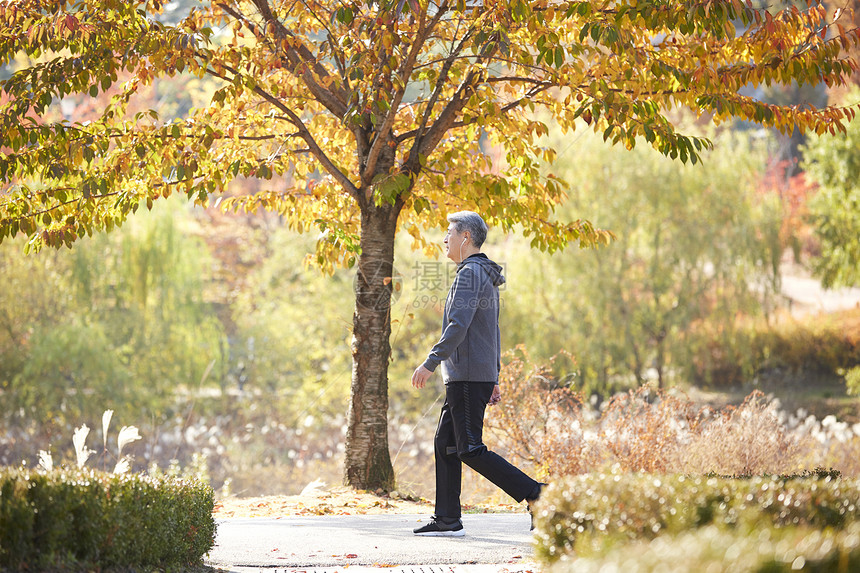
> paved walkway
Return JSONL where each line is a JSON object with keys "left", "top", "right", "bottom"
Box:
{"left": 781, "top": 273, "right": 860, "bottom": 315}
{"left": 205, "top": 514, "right": 537, "bottom": 573}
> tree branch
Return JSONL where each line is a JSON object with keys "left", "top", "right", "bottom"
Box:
{"left": 413, "top": 22, "right": 468, "bottom": 145}
{"left": 415, "top": 68, "right": 481, "bottom": 160}
{"left": 361, "top": 1, "right": 445, "bottom": 188}
{"left": 254, "top": 88, "right": 360, "bottom": 199}
{"left": 218, "top": 0, "right": 348, "bottom": 117}
{"left": 202, "top": 56, "right": 361, "bottom": 200}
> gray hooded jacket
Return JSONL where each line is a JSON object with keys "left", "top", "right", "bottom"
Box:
{"left": 422, "top": 253, "right": 505, "bottom": 383}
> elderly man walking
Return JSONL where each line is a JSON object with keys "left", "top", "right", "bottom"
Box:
{"left": 411, "top": 211, "right": 544, "bottom": 537}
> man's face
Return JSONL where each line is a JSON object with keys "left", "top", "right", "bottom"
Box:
{"left": 443, "top": 224, "right": 467, "bottom": 262}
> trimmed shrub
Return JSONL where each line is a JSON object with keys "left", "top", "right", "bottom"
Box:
{"left": 548, "top": 523, "right": 860, "bottom": 573}
{"left": 0, "top": 467, "right": 215, "bottom": 571}
{"left": 533, "top": 470, "right": 860, "bottom": 562}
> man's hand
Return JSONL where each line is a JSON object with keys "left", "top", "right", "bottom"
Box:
{"left": 488, "top": 384, "right": 501, "bottom": 406}
{"left": 412, "top": 365, "right": 432, "bottom": 389}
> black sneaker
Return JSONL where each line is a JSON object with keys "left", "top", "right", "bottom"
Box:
{"left": 527, "top": 482, "right": 548, "bottom": 531}
{"left": 413, "top": 516, "right": 465, "bottom": 537}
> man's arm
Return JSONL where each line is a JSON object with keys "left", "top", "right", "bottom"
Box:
{"left": 420, "top": 266, "right": 481, "bottom": 373}
{"left": 496, "top": 323, "right": 501, "bottom": 375}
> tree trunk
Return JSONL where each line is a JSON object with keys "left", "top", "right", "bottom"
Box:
{"left": 345, "top": 203, "right": 399, "bottom": 490}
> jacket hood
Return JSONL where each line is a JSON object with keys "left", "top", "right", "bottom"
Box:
{"left": 459, "top": 253, "right": 506, "bottom": 287}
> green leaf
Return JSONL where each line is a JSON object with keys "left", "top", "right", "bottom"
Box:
{"left": 579, "top": 24, "right": 590, "bottom": 43}
{"left": 413, "top": 197, "right": 430, "bottom": 215}
{"left": 375, "top": 173, "right": 411, "bottom": 205}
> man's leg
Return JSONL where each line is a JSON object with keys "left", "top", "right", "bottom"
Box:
{"left": 447, "top": 382, "right": 542, "bottom": 503}
{"left": 433, "top": 397, "right": 463, "bottom": 518}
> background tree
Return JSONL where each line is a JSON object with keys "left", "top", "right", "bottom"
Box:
{"left": 229, "top": 228, "right": 355, "bottom": 419}
{"left": 0, "top": 199, "right": 224, "bottom": 435}
{"left": 801, "top": 86, "right": 860, "bottom": 288}
{"left": 1, "top": 0, "right": 858, "bottom": 490}
{"left": 502, "top": 125, "right": 784, "bottom": 393}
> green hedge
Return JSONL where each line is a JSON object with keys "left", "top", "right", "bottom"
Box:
{"left": 0, "top": 467, "right": 216, "bottom": 571}
{"left": 548, "top": 523, "right": 860, "bottom": 573}
{"left": 533, "top": 470, "right": 860, "bottom": 563}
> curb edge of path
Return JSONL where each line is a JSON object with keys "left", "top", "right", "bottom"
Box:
{"left": 210, "top": 563, "right": 540, "bottom": 573}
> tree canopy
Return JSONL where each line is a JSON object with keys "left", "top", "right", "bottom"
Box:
{"left": 1, "top": 0, "right": 857, "bottom": 253}
{"left": 1, "top": 0, "right": 859, "bottom": 489}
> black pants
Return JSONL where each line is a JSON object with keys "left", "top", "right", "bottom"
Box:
{"left": 434, "top": 381, "right": 540, "bottom": 519}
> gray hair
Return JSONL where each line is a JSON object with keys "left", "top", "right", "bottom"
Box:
{"left": 447, "top": 211, "right": 488, "bottom": 248}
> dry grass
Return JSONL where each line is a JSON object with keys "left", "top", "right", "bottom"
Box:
{"left": 682, "top": 391, "right": 799, "bottom": 475}
{"left": 485, "top": 350, "right": 860, "bottom": 482}
{"left": 599, "top": 388, "right": 703, "bottom": 473}
{"left": 488, "top": 349, "right": 596, "bottom": 479}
